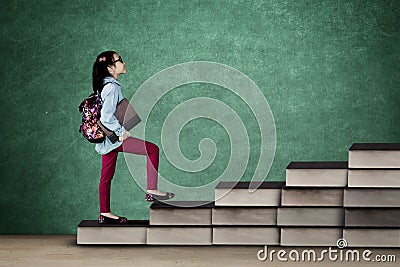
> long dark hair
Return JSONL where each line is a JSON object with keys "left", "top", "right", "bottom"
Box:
{"left": 92, "top": 51, "right": 117, "bottom": 94}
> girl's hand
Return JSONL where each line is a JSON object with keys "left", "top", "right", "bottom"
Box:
{"left": 119, "top": 130, "right": 130, "bottom": 142}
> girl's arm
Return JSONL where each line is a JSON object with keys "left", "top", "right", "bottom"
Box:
{"left": 100, "top": 83, "right": 125, "bottom": 138}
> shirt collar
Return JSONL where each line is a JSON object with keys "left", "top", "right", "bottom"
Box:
{"left": 103, "top": 76, "right": 121, "bottom": 86}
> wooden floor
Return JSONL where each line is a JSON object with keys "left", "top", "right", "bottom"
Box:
{"left": 0, "top": 235, "right": 398, "bottom": 266}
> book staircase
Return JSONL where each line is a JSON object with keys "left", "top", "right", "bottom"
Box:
{"left": 77, "top": 143, "right": 400, "bottom": 247}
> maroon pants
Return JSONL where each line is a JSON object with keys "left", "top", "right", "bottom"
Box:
{"left": 99, "top": 137, "right": 159, "bottom": 213}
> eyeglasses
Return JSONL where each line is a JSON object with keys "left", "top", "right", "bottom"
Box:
{"left": 111, "top": 56, "right": 123, "bottom": 64}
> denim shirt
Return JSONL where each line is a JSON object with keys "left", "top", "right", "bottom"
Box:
{"left": 95, "top": 76, "right": 126, "bottom": 155}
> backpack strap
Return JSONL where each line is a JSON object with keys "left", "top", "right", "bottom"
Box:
{"left": 97, "top": 81, "right": 114, "bottom": 101}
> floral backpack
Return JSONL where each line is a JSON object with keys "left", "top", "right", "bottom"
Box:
{"left": 78, "top": 93, "right": 105, "bottom": 143}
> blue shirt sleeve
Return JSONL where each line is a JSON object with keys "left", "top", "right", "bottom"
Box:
{"left": 100, "top": 83, "right": 125, "bottom": 137}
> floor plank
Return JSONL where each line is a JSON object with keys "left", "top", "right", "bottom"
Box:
{"left": 0, "top": 235, "right": 399, "bottom": 266}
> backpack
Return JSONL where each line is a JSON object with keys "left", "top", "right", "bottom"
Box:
{"left": 78, "top": 92, "right": 105, "bottom": 143}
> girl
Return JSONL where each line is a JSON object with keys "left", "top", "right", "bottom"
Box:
{"left": 93, "top": 51, "right": 174, "bottom": 224}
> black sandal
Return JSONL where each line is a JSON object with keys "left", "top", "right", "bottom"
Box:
{"left": 146, "top": 192, "right": 175, "bottom": 202}
{"left": 98, "top": 214, "right": 128, "bottom": 224}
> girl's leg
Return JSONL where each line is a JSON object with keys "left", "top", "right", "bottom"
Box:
{"left": 121, "top": 136, "right": 159, "bottom": 190}
{"left": 99, "top": 149, "right": 119, "bottom": 213}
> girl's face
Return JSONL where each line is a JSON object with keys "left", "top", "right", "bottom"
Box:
{"left": 108, "top": 53, "right": 126, "bottom": 78}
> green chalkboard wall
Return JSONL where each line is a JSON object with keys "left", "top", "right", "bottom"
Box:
{"left": 0, "top": 0, "right": 399, "bottom": 234}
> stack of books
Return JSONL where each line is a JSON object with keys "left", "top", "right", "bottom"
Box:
{"left": 147, "top": 200, "right": 214, "bottom": 245}
{"left": 213, "top": 181, "right": 284, "bottom": 245}
{"left": 279, "top": 161, "right": 348, "bottom": 246}
{"left": 344, "top": 143, "right": 400, "bottom": 247}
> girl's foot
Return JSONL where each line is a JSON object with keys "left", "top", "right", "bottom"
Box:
{"left": 98, "top": 213, "right": 127, "bottom": 224}
{"left": 146, "top": 190, "right": 175, "bottom": 201}
{"left": 100, "top": 212, "right": 119, "bottom": 219}
{"left": 146, "top": 190, "right": 167, "bottom": 196}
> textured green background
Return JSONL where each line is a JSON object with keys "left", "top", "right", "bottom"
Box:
{"left": 1, "top": 0, "right": 399, "bottom": 234}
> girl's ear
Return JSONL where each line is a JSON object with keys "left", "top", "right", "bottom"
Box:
{"left": 107, "top": 65, "right": 114, "bottom": 74}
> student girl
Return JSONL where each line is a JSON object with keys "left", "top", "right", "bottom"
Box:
{"left": 92, "top": 51, "right": 175, "bottom": 224}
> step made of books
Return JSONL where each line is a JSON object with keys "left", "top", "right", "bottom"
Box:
{"left": 77, "top": 220, "right": 149, "bottom": 245}
{"left": 278, "top": 207, "right": 344, "bottom": 226}
{"left": 286, "top": 162, "right": 348, "bottom": 187}
{"left": 212, "top": 207, "right": 277, "bottom": 225}
{"left": 147, "top": 226, "right": 212, "bottom": 245}
{"left": 150, "top": 201, "right": 214, "bottom": 225}
{"left": 281, "top": 228, "right": 342, "bottom": 246}
{"left": 148, "top": 201, "right": 213, "bottom": 245}
{"left": 281, "top": 188, "right": 343, "bottom": 206}
{"left": 344, "top": 188, "right": 400, "bottom": 207}
{"left": 345, "top": 208, "right": 400, "bottom": 227}
{"left": 215, "top": 181, "right": 284, "bottom": 206}
{"left": 348, "top": 143, "right": 400, "bottom": 168}
{"left": 348, "top": 169, "right": 400, "bottom": 187}
{"left": 343, "top": 228, "right": 400, "bottom": 247}
{"left": 213, "top": 226, "right": 280, "bottom": 245}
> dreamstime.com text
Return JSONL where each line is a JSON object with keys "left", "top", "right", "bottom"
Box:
{"left": 257, "top": 245, "right": 396, "bottom": 263}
